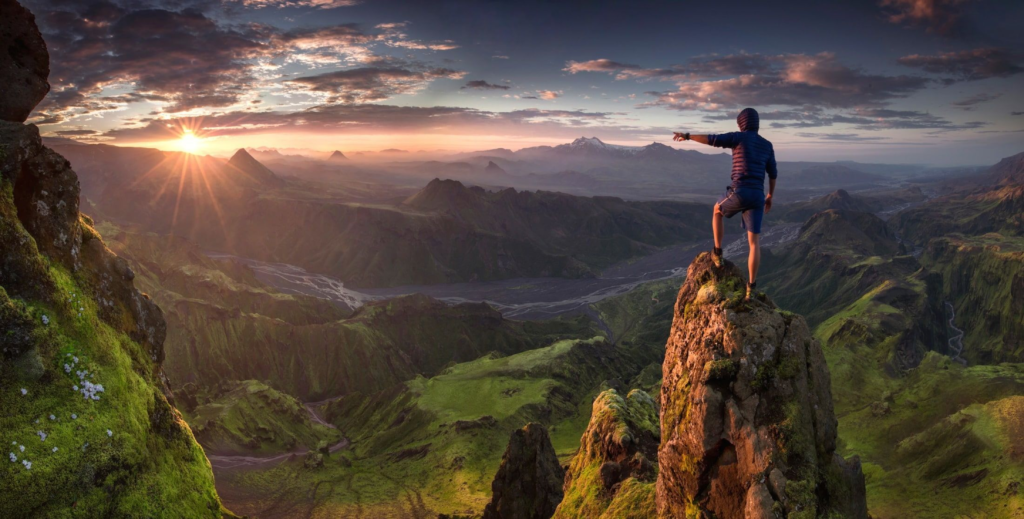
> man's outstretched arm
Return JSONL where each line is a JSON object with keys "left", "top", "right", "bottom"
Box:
{"left": 673, "top": 132, "right": 712, "bottom": 145}
{"left": 671, "top": 133, "right": 712, "bottom": 145}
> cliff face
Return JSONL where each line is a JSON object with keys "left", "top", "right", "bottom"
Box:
{"left": 0, "top": 3, "right": 226, "bottom": 515}
{"left": 657, "top": 253, "right": 867, "bottom": 518}
{"left": 554, "top": 388, "right": 659, "bottom": 519}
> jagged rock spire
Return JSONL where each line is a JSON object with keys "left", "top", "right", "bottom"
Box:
{"left": 657, "top": 253, "right": 867, "bottom": 518}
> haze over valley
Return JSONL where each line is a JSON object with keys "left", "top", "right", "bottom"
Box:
{"left": 3, "top": 0, "right": 1024, "bottom": 518}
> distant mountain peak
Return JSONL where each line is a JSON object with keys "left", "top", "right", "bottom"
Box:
{"left": 570, "top": 136, "right": 606, "bottom": 148}
{"left": 230, "top": 148, "right": 256, "bottom": 163}
{"left": 328, "top": 150, "right": 347, "bottom": 161}
{"left": 484, "top": 160, "right": 507, "bottom": 175}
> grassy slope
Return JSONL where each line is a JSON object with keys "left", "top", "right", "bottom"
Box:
{"left": 185, "top": 380, "right": 341, "bottom": 456}
{"left": 918, "top": 234, "right": 1024, "bottom": 364}
{"left": 816, "top": 277, "right": 1024, "bottom": 518}
{"left": 1, "top": 184, "right": 227, "bottom": 516}
{"left": 210, "top": 280, "right": 676, "bottom": 517}
{"left": 100, "top": 224, "right": 595, "bottom": 402}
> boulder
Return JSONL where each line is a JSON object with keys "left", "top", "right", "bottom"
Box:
{"left": 0, "top": 0, "right": 50, "bottom": 122}
{"left": 482, "top": 422, "right": 564, "bottom": 519}
{"left": 656, "top": 252, "right": 868, "bottom": 518}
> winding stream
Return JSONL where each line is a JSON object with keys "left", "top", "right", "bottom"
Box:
{"left": 945, "top": 301, "right": 967, "bottom": 366}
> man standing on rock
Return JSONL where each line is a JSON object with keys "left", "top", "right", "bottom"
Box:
{"left": 673, "top": 107, "right": 777, "bottom": 300}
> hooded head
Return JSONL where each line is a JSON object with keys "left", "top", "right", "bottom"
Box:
{"left": 737, "top": 108, "right": 759, "bottom": 132}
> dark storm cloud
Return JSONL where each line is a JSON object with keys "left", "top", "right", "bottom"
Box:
{"left": 99, "top": 104, "right": 633, "bottom": 142}
{"left": 898, "top": 48, "right": 1024, "bottom": 81}
{"left": 286, "top": 67, "right": 466, "bottom": 103}
{"left": 879, "top": 0, "right": 977, "bottom": 36}
{"left": 461, "top": 80, "right": 511, "bottom": 90}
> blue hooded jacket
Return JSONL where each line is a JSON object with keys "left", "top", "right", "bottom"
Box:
{"left": 708, "top": 108, "right": 778, "bottom": 191}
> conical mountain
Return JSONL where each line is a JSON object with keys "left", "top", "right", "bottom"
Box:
{"left": 227, "top": 148, "right": 283, "bottom": 187}
{"left": 328, "top": 150, "right": 347, "bottom": 162}
{"left": 484, "top": 160, "right": 507, "bottom": 176}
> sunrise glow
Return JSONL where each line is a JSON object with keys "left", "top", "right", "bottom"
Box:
{"left": 179, "top": 130, "right": 202, "bottom": 154}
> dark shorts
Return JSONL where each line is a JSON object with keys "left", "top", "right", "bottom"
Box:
{"left": 716, "top": 186, "right": 765, "bottom": 234}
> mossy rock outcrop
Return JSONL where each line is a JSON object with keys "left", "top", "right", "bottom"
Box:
{"left": 0, "top": 6, "right": 229, "bottom": 515}
{"left": 656, "top": 253, "right": 867, "bottom": 518}
{"left": 554, "top": 388, "right": 659, "bottom": 518}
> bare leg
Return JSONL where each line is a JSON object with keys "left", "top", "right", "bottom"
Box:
{"left": 747, "top": 231, "right": 760, "bottom": 284}
{"left": 713, "top": 204, "right": 724, "bottom": 250}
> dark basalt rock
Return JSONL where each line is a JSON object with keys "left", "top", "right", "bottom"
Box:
{"left": 656, "top": 253, "right": 868, "bottom": 518}
{"left": 483, "top": 422, "right": 564, "bottom": 519}
{"left": 0, "top": 0, "right": 50, "bottom": 122}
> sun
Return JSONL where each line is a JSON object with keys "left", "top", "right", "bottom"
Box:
{"left": 180, "top": 130, "right": 202, "bottom": 154}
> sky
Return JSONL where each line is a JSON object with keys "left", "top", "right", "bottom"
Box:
{"left": 22, "top": 0, "right": 1024, "bottom": 164}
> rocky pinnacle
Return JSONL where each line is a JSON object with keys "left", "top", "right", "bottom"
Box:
{"left": 656, "top": 252, "right": 867, "bottom": 518}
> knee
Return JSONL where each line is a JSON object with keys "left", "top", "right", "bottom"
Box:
{"left": 713, "top": 204, "right": 723, "bottom": 216}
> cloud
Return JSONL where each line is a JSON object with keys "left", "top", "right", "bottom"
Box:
{"left": 794, "top": 132, "right": 887, "bottom": 141}
{"left": 767, "top": 108, "right": 986, "bottom": 131}
{"left": 897, "top": 48, "right": 1024, "bottom": 81}
{"left": 55, "top": 129, "right": 99, "bottom": 136}
{"left": 492, "top": 55, "right": 509, "bottom": 60}
{"left": 643, "top": 53, "right": 928, "bottom": 111}
{"left": 462, "top": 80, "right": 511, "bottom": 90}
{"left": 286, "top": 66, "right": 466, "bottom": 103}
{"left": 951, "top": 92, "right": 1001, "bottom": 109}
{"left": 232, "top": 0, "right": 361, "bottom": 8}
{"left": 375, "top": 21, "right": 460, "bottom": 51}
{"left": 538, "top": 90, "right": 563, "bottom": 100}
{"left": 1013, "top": 111, "right": 1024, "bottom": 116}
{"left": 29, "top": 1, "right": 271, "bottom": 121}
{"left": 564, "top": 55, "right": 774, "bottom": 80}
{"left": 879, "top": 0, "right": 976, "bottom": 36}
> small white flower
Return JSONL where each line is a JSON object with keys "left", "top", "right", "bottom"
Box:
{"left": 64, "top": 364, "right": 71, "bottom": 373}
{"left": 9, "top": 453, "right": 15, "bottom": 462}
{"left": 71, "top": 414, "right": 77, "bottom": 420}
{"left": 66, "top": 353, "right": 72, "bottom": 358}
{"left": 49, "top": 414, "right": 56, "bottom": 421}
{"left": 73, "top": 356, "right": 79, "bottom": 363}
{"left": 73, "top": 385, "right": 78, "bottom": 391}
{"left": 22, "top": 460, "right": 31, "bottom": 470}
{"left": 37, "top": 431, "right": 47, "bottom": 441}
{"left": 106, "top": 429, "right": 113, "bottom": 437}
{"left": 19, "top": 445, "right": 25, "bottom": 452}
{"left": 52, "top": 447, "right": 58, "bottom": 453}
{"left": 41, "top": 315, "right": 49, "bottom": 325}
{"left": 82, "top": 442, "right": 89, "bottom": 451}
{"left": 20, "top": 388, "right": 27, "bottom": 396}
